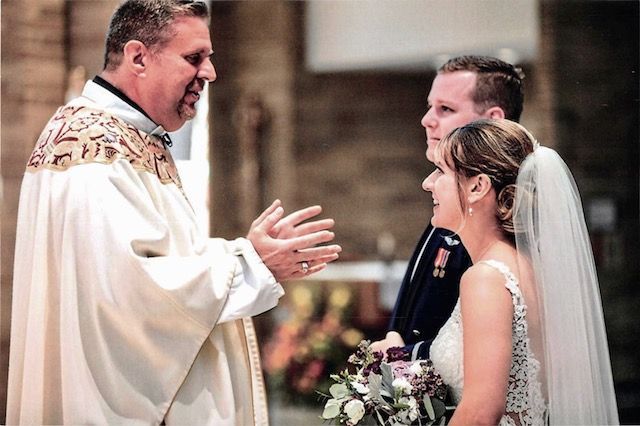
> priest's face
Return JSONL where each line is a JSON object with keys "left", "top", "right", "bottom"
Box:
{"left": 142, "top": 16, "right": 216, "bottom": 132}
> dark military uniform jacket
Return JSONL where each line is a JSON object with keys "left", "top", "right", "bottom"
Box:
{"left": 389, "top": 224, "right": 472, "bottom": 359}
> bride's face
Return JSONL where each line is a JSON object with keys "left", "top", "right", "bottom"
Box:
{"left": 422, "top": 154, "right": 464, "bottom": 231}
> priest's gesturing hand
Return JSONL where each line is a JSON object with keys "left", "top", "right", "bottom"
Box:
{"left": 247, "top": 199, "right": 342, "bottom": 281}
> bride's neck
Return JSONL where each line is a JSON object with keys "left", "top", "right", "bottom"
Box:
{"left": 459, "top": 224, "right": 509, "bottom": 264}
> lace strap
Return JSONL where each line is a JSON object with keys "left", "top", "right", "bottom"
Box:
{"left": 477, "top": 259, "right": 524, "bottom": 306}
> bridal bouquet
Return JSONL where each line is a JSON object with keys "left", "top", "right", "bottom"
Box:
{"left": 320, "top": 340, "right": 450, "bottom": 425}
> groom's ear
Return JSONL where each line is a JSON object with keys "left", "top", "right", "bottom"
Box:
{"left": 484, "top": 106, "right": 505, "bottom": 120}
{"left": 467, "top": 174, "right": 493, "bottom": 204}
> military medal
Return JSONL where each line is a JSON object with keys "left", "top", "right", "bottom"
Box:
{"left": 433, "top": 247, "right": 451, "bottom": 278}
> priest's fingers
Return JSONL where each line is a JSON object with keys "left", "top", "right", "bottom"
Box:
{"left": 261, "top": 243, "right": 340, "bottom": 281}
{"left": 272, "top": 218, "right": 335, "bottom": 240}
{"left": 270, "top": 205, "right": 324, "bottom": 238}
{"left": 250, "top": 205, "right": 285, "bottom": 238}
{"left": 294, "top": 246, "right": 341, "bottom": 264}
{"left": 305, "top": 262, "right": 327, "bottom": 276}
{"left": 291, "top": 252, "right": 340, "bottom": 276}
{"left": 276, "top": 205, "right": 322, "bottom": 230}
{"left": 287, "top": 262, "right": 327, "bottom": 279}
{"left": 286, "top": 230, "right": 336, "bottom": 252}
{"left": 249, "top": 199, "right": 282, "bottom": 231}
{"left": 290, "top": 218, "right": 335, "bottom": 237}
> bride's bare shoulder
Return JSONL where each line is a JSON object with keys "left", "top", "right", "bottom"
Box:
{"left": 459, "top": 263, "right": 514, "bottom": 322}
{"left": 460, "top": 263, "right": 512, "bottom": 298}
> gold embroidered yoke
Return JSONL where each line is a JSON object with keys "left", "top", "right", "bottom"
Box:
{"left": 27, "top": 105, "right": 182, "bottom": 189}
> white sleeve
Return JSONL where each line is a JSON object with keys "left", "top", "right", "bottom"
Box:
{"left": 213, "top": 237, "right": 284, "bottom": 323}
{"left": 92, "top": 160, "right": 284, "bottom": 327}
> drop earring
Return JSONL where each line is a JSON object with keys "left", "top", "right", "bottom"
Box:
{"left": 468, "top": 207, "right": 474, "bottom": 217}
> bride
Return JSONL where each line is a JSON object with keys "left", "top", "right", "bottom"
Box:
{"left": 425, "top": 119, "right": 618, "bottom": 425}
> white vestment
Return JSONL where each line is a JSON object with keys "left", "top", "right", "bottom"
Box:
{"left": 7, "top": 81, "right": 283, "bottom": 425}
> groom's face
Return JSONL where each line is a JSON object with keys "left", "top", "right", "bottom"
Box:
{"left": 421, "top": 71, "right": 486, "bottom": 162}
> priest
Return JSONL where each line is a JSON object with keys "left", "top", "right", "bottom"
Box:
{"left": 6, "top": 1, "right": 341, "bottom": 424}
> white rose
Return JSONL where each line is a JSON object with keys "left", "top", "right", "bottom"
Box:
{"left": 329, "top": 383, "right": 349, "bottom": 399}
{"left": 394, "top": 396, "right": 419, "bottom": 423}
{"left": 321, "top": 399, "right": 341, "bottom": 420}
{"left": 392, "top": 377, "right": 413, "bottom": 395}
{"left": 404, "top": 396, "right": 420, "bottom": 421}
{"left": 352, "top": 381, "right": 370, "bottom": 395}
{"left": 409, "top": 362, "right": 424, "bottom": 376}
{"left": 344, "top": 399, "right": 366, "bottom": 424}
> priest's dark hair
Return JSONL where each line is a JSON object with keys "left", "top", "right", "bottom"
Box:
{"left": 103, "top": 0, "right": 209, "bottom": 71}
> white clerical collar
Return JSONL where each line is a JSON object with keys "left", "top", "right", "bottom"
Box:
{"left": 80, "top": 80, "right": 168, "bottom": 137}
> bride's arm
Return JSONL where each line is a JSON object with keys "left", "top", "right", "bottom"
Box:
{"left": 449, "top": 264, "right": 513, "bottom": 426}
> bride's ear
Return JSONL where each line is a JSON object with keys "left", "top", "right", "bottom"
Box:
{"left": 466, "top": 174, "right": 493, "bottom": 204}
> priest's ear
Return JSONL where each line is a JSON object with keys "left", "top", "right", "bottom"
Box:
{"left": 122, "top": 40, "right": 149, "bottom": 76}
{"left": 466, "top": 174, "right": 493, "bottom": 204}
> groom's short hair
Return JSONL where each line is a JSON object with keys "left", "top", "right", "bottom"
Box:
{"left": 440, "top": 56, "right": 525, "bottom": 122}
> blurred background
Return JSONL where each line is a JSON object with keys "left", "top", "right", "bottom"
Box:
{"left": 1, "top": 0, "right": 638, "bottom": 424}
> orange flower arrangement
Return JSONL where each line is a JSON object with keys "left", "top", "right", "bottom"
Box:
{"left": 262, "top": 282, "right": 364, "bottom": 404}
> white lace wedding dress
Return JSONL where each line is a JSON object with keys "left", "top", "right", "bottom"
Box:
{"left": 430, "top": 260, "right": 548, "bottom": 425}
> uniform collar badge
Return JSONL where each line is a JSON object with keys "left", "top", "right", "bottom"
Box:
{"left": 444, "top": 236, "right": 460, "bottom": 246}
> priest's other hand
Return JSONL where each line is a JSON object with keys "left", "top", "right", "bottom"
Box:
{"left": 247, "top": 200, "right": 342, "bottom": 281}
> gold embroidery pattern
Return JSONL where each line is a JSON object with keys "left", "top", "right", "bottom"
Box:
{"left": 26, "top": 105, "right": 182, "bottom": 189}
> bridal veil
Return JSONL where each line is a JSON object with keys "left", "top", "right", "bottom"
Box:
{"left": 514, "top": 146, "right": 619, "bottom": 424}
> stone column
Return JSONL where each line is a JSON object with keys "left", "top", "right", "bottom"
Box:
{"left": 209, "top": 1, "right": 298, "bottom": 237}
{"left": 1, "top": 1, "right": 67, "bottom": 421}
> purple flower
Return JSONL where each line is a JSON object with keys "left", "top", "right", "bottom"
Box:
{"left": 386, "top": 346, "right": 409, "bottom": 362}
{"left": 363, "top": 350, "right": 383, "bottom": 375}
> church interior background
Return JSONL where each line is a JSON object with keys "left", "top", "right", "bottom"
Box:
{"left": 1, "top": 1, "right": 638, "bottom": 423}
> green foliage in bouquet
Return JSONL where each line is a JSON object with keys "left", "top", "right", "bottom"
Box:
{"left": 320, "top": 340, "right": 451, "bottom": 425}
{"left": 262, "top": 282, "right": 364, "bottom": 405}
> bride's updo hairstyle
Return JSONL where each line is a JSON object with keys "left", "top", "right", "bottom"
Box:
{"left": 437, "top": 119, "right": 536, "bottom": 240}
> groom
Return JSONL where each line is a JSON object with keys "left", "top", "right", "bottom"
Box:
{"left": 371, "top": 56, "right": 525, "bottom": 359}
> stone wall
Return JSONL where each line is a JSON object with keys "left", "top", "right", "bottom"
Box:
{"left": 546, "top": 3, "right": 640, "bottom": 418}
